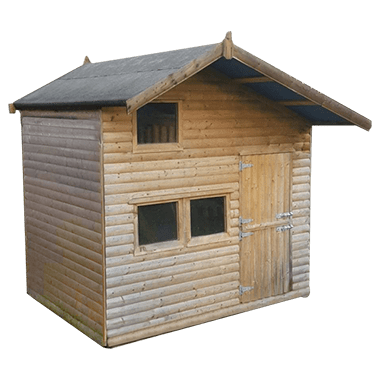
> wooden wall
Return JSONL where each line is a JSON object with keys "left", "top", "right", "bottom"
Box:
{"left": 21, "top": 110, "right": 105, "bottom": 345}
{"left": 102, "top": 67, "right": 311, "bottom": 346}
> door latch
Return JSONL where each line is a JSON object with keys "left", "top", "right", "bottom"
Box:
{"left": 239, "top": 285, "right": 254, "bottom": 295}
{"left": 276, "top": 211, "right": 293, "bottom": 219}
{"left": 276, "top": 224, "right": 293, "bottom": 232}
{"left": 239, "top": 161, "right": 253, "bottom": 171}
{"left": 239, "top": 231, "right": 253, "bottom": 240}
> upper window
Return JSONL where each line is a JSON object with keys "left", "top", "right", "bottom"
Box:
{"left": 190, "top": 197, "right": 226, "bottom": 237}
{"left": 137, "top": 103, "right": 177, "bottom": 144}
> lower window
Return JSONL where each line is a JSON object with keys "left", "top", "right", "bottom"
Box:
{"left": 138, "top": 202, "right": 178, "bottom": 245}
{"left": 190, "top": 197, "right": 225, "bottom": 237}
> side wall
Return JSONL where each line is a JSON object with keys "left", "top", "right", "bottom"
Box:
{"left": 21, "top": 110, "right": 105, "bottom": 345}
{"left": 102, "top": 67, "right": 311, "bottom": 346}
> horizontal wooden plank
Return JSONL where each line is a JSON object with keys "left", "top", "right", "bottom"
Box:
{"left": 107, "top": 289, "right": 239, "bottom": 337}
{"left": 292, "top": 264, "right": 310, "bottom": 276}
{"left": 25, "top": 207, "right": 102, "bottom": 244}
{"left": 104, "top": 156, "right": 238, "bottom": 175}
{"left": 22, "top": 124, "right": 100, "bottom": 141}
{"left": 292, "top": 273, "right": 310, "bottom": 284}
{"left": 23, "top": 151, "right": 100, "bottom": 172}
{"left": 107, "top": 245, "right": 239, "bottom": 279}
{"left": 103, "top": 132, "right": 132, "bottom": 143}
{"left": 183, "top": 126, "right": 302, "bottom": 140}
{"left": 292, "top": 280, "right": 309, "bottom": 291}
{"left": 106, "top": 234, "right": 134, "bottom": 247}
{"left": 293, "top": 166, "right": 311, "bottom": 177}
{"left": 102, "top": 121, "right": 132, "bottom": 133}
{"left": 24, "top": 182, "right": 101, "bottom": 214}
{"left": 104, "top": 164, "right": 237, "bottom": 186}
{"left": 105, "top": 224, "right": 134, "bottom": 237}
{"left": 25, "top": 198, "right": 102, "bottom": 234}
{"left": 292, "top": 192, "right": 310, "bottom": 202}
{"left": 183, "top": 135, "right": 309, "bottom": 150}
{"left": 293, "top": 175, "right": 311, "bottom": 185}
{"left": 182, "top": 117, "right": 308, "bottom": 130}
{"left": 107, "top": 254, "right": 239, "bottom": 289}
{"left": 26, "top": 223, "right": 103, "bottom": 266}
{"left": 28, "top": 240, "right": 102, "bottom": 285}
{"left": 292, "top": 240, "right": 309, "bottom": 252}
{"left": 292, "top": 248, "right": 310, "bottom": 259}
{"left": 25, "top": 191, "right": 101, "bottom": 224}
{"left": 107, "top": 281, "right": 239, "bottom": 325}
{"left": 22, "top": 110, "right": 101, "bottom": 120}
{"left": 103, "top": 142, "right": 133, "bottom": 154}
{"left": 292, "top": 184, "right": 310, "bottom": 193}
{"left": 43, "top": 284, "right": 103, "bottom": 333}
{"left": 24, "top": 174, "right": 101, "bottom": 204}
{"left": 107, "top": 260, "right": 239, "bottom": 300}
{"left": 28, "top": 255, "right": 103, "bottom": 307}
{"left": 27, "top": 287, "right": 104, "bottom": 344}
{"left": 107, "top": 271, "right": 239, "bottom": 310}
{"left": 106, "top": 244, "right": 135, "bottom": 258}
{"left": 22, "top": 116, "right": 101, "bottom": 129}
{"left": 105, "top": 204, "right": 135, "bottom": 216}
{"left": 293, "top": 158, "right": 311, "bottom": 168}
{"left": 103, "top": 144, "right": 297, "bottom": 164}
{"left": 292, "top": 224, "right": 310, "bottom": 235}
{"left": 105, "top": 213, "right": 134, "bottom": 227}
{"left": 24, "top": 159, "right": 100, "bottom": 182}
{"left": 23, "top": 134, "right": 100, "bottom": 152}
{"left": 292, "top": 232, "right": 310, "bottom": 243}
{"left": 24, "top": 167, "right": 101, "bottom": 194}
{"left": 292, "top": 256, "right": 310, "bottom": 267}
{"left": 23, "top": 143, "right": 100, "bottom": 162}
{"left": 26, "top": 215, "right": 102, "bottom": 254}
{"left": 105, "top": 174, "right": 239, "bottom": 196}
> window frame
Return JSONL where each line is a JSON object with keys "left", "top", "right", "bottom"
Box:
{"left": 132, "top": 100, "right": 183, "bottom": 154}
{"left": 134, "top": 199, "right": 185, "bottom": 255}
{"left": 133, "top": 192, "right": 232, "bottom": 256}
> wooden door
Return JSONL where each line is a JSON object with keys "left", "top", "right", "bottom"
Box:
{"left": 240, "top": 153, "right": 292, "bottom": 303}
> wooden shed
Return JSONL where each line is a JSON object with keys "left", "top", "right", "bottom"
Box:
{"left": 9, "top": 32, "right": 371, "bottom": 347}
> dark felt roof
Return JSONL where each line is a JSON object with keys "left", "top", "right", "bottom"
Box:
{"left": 14, "top": 44, "right": 218, "bottom": 109}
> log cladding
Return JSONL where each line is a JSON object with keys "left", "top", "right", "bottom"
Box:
{"left": 21, "top": 110, "right": 104, "bottom": 345}
{"left": 291, "top": 150, "right": 311, "bottom": 292}
{"left": 102, "top": 67, "right": 311, "bottom": 346}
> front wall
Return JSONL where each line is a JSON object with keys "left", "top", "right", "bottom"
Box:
{"left": 102, "top": 67, "right": 311, "bottom": 346}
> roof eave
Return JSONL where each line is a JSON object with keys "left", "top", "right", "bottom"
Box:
{"left": 232, "top": 44, "right": 372, "bottom": 131}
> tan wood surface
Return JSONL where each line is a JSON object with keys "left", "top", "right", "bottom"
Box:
{"left": 240, "top": 153, "right": 292, "bottom": 302}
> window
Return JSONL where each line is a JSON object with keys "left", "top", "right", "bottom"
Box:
{"left": 190, "top": 197, "right": 225, "bottom": 237}
{"left": 137, "top": 103, "right": 177, "bottom": 144}
{"left": 138, "top": 202, "right": 178, "bottom": 245}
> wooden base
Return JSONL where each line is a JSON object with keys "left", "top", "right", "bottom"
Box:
{"left": 106, "top": 287, "right": 310, "bottom": 347}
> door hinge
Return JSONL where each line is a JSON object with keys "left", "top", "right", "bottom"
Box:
{"left": 239, "top": 231, "right": 253, "bottom": 240}
{"left": 276, "top": 224, "right": 293, "bottom": 232}
{"left": 239, "top": 216, "right": 253, "bottom": 226}
{"left": 239, "top": 285, "right": 254, "bottom": 296}
{"left": 239, "top": 161, "right": 253, "bottom": 171}
{"left": 276, "top": 211, "right": 293, "bottom": 219}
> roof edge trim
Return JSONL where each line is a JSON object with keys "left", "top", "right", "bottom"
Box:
{"left": 126, "top": 42, "right": 224, "bottom": 114}
{"left": 232, "top": 45, "right": 372, "bottom": 131}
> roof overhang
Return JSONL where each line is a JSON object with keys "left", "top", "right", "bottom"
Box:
{"left": 126, "top": 32, "right": 371, "bottom": 131}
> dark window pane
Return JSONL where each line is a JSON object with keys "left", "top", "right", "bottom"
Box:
{"left": 137, "top": 103, "right": 177, "bottom": 144}
{"left": 190, "top": 197, "right": 225, "bottom": 237}
{"left": 138, "top": 202, "right": 178, "bottom": 245}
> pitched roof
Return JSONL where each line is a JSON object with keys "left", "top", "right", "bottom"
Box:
{"left": 12, "top": 32, "right": 371, "bottom": 131}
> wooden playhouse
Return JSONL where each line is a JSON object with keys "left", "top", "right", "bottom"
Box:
{"left": 9, "top": 32, "right": 371, "bottom": 347}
